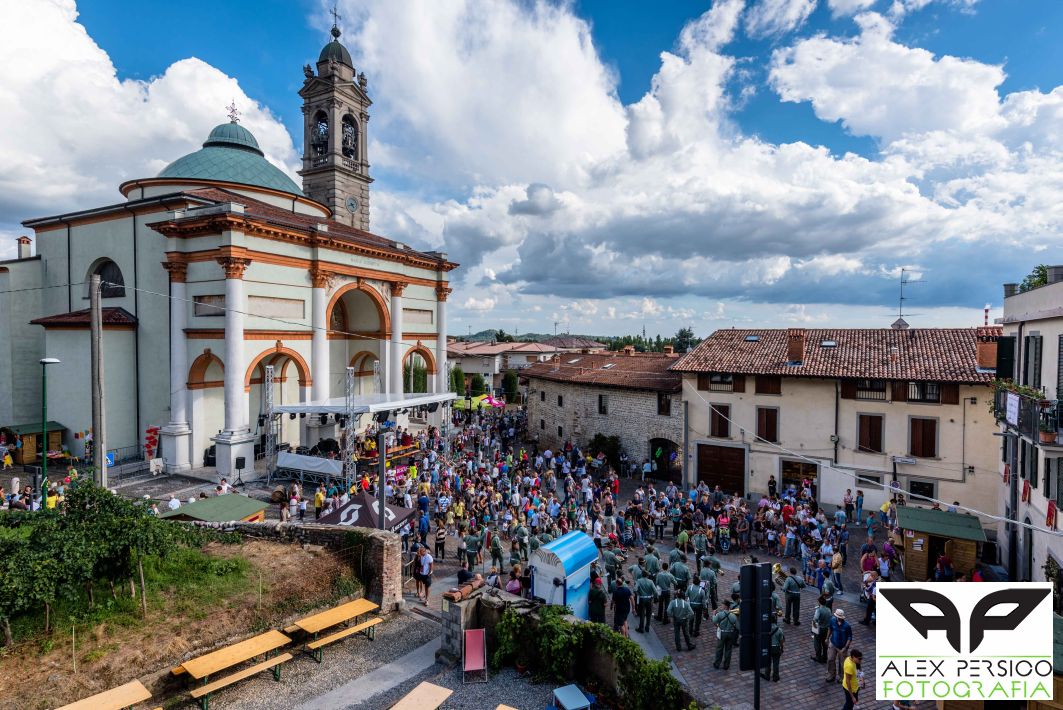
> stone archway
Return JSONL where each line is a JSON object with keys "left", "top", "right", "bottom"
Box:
{"left": 245, "top": 343, "right": 313, "bottom": 449}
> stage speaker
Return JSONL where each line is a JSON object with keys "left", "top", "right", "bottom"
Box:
{"left": 235, "top": 456, "right": 245, "bottom": 470}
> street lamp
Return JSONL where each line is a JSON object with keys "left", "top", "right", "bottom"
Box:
{"left": 39, "top": 358, "right": 60, "bottom": 503}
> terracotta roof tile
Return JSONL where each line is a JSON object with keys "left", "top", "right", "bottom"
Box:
{"left": 31, "top": 308, "right": 137, "bottom": 327}
{"left": 671, "top": 327, "right": 999, "bottom": 384}
{"left": 523, "top": 352, "right": 681, "bottom": 392}
{"left": 539, "top": 335, "right": 607, "bottom": 349}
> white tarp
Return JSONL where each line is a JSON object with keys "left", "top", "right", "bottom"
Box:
{"left": 276, "top": 452, "right": 343, "bottom": 475}
{"left": 270, "top": 392, "right": 456, "bottom": 415}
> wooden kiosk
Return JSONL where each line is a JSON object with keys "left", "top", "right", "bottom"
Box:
{"left": 896, "top": 506, "right": 985, "bottom": 582}
{"left": 3, "top": 421, "right": 66, "bottom": 466}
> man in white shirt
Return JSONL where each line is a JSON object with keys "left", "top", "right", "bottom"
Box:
{"left": 167, "top": 494, "right": 181, "bottom": 511}
{"left": 416, "top": 546, "right": 434, "bottom": 605}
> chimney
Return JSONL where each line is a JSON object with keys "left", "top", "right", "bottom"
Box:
{"left": 663, "top": 345, "right": 674, "bottom": 355}
{"left": 623, "top": 345, "right": 635, "bottom": 356}
{"left": 976, "top": 338, "right": 998, "bottom": 370}
{"left": 786, "top": 328, "right": 806, "bottom": 364}
{"left": 16, "top": 236, "right": 32, "bottom": 260}
{"left": 1047, "top": 266, "right": 1063, "bottom": 285}
{"left": 890, "top": 346, "right": 899, "bottom": 363}
{"left": 1003, "top": 283, "right": 1019, "bottom": 298}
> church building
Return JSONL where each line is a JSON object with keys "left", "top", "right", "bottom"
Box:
{"left": 0, "top": 24, "right": 456, "bottom": 475}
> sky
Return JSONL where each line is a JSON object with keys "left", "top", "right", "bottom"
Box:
{"left": 1, "top": 0, "right": 1060, "bottom": 339}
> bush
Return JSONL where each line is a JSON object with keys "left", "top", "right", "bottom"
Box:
{"left": 502, "top": 369, "right": 519, "bottom": 403}
{"left": 589, "top": 433, "right": 623, "bottom": 471}
{"left": 470, "top": 373, "right": 487, "bottom": 397}
{"left": 451, "top": 365, "right": 466, "bottom": 394}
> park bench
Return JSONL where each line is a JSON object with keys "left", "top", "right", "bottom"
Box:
{"left": 188, "top": 652, "right": 292, "bottom": 710}
{"left": 172, "top": 629, "right": 292, "bottom": 710}
{"left": 390, "top": 681, "right": 453, "bottom": 710}
{"left": 56, "top": 679, "right": 152, "bottom": 710}
{"left": 305, "top": 616, "right": 383, "bottom": 661}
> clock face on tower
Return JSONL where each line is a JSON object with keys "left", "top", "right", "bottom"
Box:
{"left": 346, "top": 196, "right": 360, "bottom": 214}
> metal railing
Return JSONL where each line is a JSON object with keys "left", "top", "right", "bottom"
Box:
{"left": 993, "top": 388, "right": 1059, "bottom": 442}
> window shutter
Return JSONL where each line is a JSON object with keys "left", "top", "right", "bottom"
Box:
{"left": 767, "top": 409, "right": 778, "bottom": 442}
{"left": 1057, "top": 336, "right": 1063, "bottom": 400}
{"left": 757, "top": 408, "right": 766, "bottom": 439}
{"left": 996, "top": 336, "right": 1016, "bottom": 381}
{"left": 756, "top": 376, "right": 781, "bottom": 395}
{"left": 910, "top": 419, "right": 922, "bottom": 456}
{"left": 924, "top": 419, "right": 937, "bottom": 457}
{"left": 870, "top": 417, "right": 883, "bottom": 453}
{"left": 732, "top": 374, "right": 746, "bottom": 393}
{"left": 940, "top": 383, "right": 960, "bottom": 405}
{"left": 697, "top": 374, "right": 710, "bottom": 391}
{"left": 892, "top": 381, "right": 908, "bottom": 402}
{"left": 1032, "top": 336, "right": 1043, "bottom": 389}
{"left": 859, "top": 415, "right": 871, "bottom": 451}
{"left": 840, "top": 380, "right": 857, "bottom": 399}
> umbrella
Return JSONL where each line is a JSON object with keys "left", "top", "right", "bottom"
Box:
{"left": 316, "top": 490, "right": 417, "bottom": 532}
{"left": 481, "top": 395, "right": 506, "bottom": 408}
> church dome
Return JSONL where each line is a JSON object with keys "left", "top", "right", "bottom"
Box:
{"left": 318, "top": 25, "right": 352, "bottom": 66}
{"left": 157, "top": 121, "right": 303, "bottom": 196}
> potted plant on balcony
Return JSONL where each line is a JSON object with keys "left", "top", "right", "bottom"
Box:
{"left": 1039, "top": 419, "right": 1057, "bottom": 444}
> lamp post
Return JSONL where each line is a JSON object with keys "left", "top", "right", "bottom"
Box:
{"left": 39, "top": 358, "right": 60, "bottom": 501}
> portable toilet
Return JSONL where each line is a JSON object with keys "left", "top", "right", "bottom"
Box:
{"left": 530, "top": 531, "right": 599, "bottom": 619}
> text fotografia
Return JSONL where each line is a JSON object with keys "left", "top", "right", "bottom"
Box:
{"left": 876, "top": 582, "right": 1053, "bottom": 701}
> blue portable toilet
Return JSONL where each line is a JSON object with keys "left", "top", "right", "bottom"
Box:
{"left": 530, "top": 530, "right": 599, "bottom": 619}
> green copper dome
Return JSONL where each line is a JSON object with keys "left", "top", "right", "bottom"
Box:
{"left": 318, "top": 25, "right": 352, "bottom": 66}
{"left": 157, "top": 122, "right": 303, "bottom": 196}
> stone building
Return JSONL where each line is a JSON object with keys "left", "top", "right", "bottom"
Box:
{"left": 523, "top": 348, "right": 683, "bottom": 480}
{"left": 671, "top": 326, "right": 1002, "bottom": 515}
{"left": 0, "top": 22, "right": 456, "bottom": 476}
{"left": 447, "top": 341, "right": 557, "bottom": 392}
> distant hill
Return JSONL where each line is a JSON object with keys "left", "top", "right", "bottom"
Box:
{"left": 462, "top": 329, "right": 608, "bottom": 343}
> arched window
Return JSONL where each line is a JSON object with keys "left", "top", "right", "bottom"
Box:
{"left": 93, "top": 260, "right": 125, "bottom": 298}
{"left": 311, "top": 111, "right": 329, "bottom": 156}
{"left": 341, "top": 115, "right": 358, "bottom": 159}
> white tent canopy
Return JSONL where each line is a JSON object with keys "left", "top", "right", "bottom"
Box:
{"left": 270, "top": 392, "right": 456, "bottom": 415}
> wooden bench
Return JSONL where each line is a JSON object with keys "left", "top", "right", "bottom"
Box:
{"left": 390, "top": 681, "right": 452, "bottom": 710}
{"left": 188, "top": 652, "right": 293, "bottom": 710}
{"left": 282, "top": 623, "right": 300, "bottom": 635}
{"left": 305, "top": 617, "right": 382, "bottom": 662}
{"left": 56, "top": 679, "right": 152, "bottom": 710}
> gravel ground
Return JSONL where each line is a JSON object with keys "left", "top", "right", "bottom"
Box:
{"left": 346, "top": 665, "right": 557, "bottom": 710}
{"left": 177, "top": 611, "right": 441, "bottom": 710}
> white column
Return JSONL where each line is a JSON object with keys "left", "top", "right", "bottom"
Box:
{"left": 213, "top": 257, "right": 255, "bottom": 476}
{"left": 161, "top": 263, "right": 192, "bottom": 472}
{"left": 435, "top": 286, "right": 449, "bottom": 394}
{"left": 390, "top": 282, "right": 405, "bottom": 395}
{"left": 311, "top": 279, "right": 329, "bottom": 402}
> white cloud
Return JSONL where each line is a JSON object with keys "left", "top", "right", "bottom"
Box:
{"left": 745, "top": 0, "right": 818, "bottom": 38}
{"left": 769, "top": 13, "right": 1006, "bottom": 141}
{"left": 826, "top": 0, "right": 877, "bottom": 16}
{"left": 461, "top": 296, "right": 496, "bottom": 313}
{"left": 0, "top": 0, "right": 297, "bottom": 223}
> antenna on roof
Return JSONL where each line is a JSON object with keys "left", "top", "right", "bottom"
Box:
{"left": 895, "top": 267, "right": 924, "bottom": 327}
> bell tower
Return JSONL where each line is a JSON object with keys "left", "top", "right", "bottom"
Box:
{"left": 299, "top": 18, "right": 372, "bottom": 230}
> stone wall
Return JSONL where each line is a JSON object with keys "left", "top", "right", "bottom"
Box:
{"left": 526, "top": 378, "right": 683, "bottom": 464}
{"left": 193, "top": 521, "right": 403, "bottom": 613}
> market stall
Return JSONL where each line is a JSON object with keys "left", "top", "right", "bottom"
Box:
{"left": 896, "top": 506, "right": 985, "bottom": 582}
{"left": 1, "top": 421, "right": 67, "bottom": 466}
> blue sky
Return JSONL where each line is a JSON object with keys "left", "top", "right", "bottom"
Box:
{"left": 2, "top": 0, "right": 1061, "bottom": 337}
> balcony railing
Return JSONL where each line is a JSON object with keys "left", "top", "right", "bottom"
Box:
{"left": 993, "top": 388, "right": 1060, "bottom": 443}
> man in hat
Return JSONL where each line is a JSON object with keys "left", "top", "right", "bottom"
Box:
{"left": 655, "top": 564, "right": 677, "bottom": 624}
{"left": 811, "top": 594, "right": 833, "bottom": 663}
{"left": 633, "top": 569, "right": 657, "bottom": 633}
{"left": 761, "top": 617, "right": 784, "bottom": 682}
{"left": 782, "top": 566, "right": 805, "bottom": 625}
{"left": 826, "top": 608, "right": 853, "bottom": 683}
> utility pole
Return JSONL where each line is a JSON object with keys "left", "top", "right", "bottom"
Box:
{"left": 377, "top": 429, "right": 388, "bottom": 531}
{"left": 90, "top": 274, "right": 107, "bottom": 487}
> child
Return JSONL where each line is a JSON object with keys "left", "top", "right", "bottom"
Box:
{"left": 865, "top": 513, "right": 875, "bottom": 538}
{"left": 766, "top": 525, "right": 778, "bottom": 556}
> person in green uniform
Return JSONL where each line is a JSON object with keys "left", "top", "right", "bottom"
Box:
{"left": 761, "top": 618, "right": 784, "bottom": 682}
{"left": 530, "top": 533, "right": 541, "bottom": 555}
{"left": 782, "top": 566, "right": 805, "bottom": 625}
{"left": 730, "top": 579, "right": 742, "bottom": 603}
{"left": 602, "top": 541, "right": 619, "bottom": 584}
{"left": 588, "top": 577, "right": 608, "bottom": 624}
{"left": 643, "top": 548, "right": 661, "bottom": 577}
{"left": 655, "top": 566, "right": 676, "bottom": 623}
{"left": 515, "top": 522, "right": 530, "bottom": 560}
{"left": 508, "top": 540, "right": 521, "bottom": 570}
{"left": 820, "top": 574, "right": 836, "bottom": 610}
{"left": 490, "top": 528, "right": 505, "bottom": 570}
{"left": 464, "top": 530, "right": 481, "bottom": 570}
{"left": 811, "top": 594, "right": 832, "bottom": 663}
{"left": 704, "top": 549, "right": 722, "bottom": 573}
{"left": 670, "top": 555, "right": 691, "bottom": 590}
{"left": 634, "top": 570, "right": 657, "bottom": 633}
{"left": 668, "top": 546, "right": 683, "bottom": 565}
{"left": 712, "top": 599, "right": 739, "bottom": 670}
{"left": 692, "top": 529, "right": 709, "bottom": 573}
{"left": 667, "top": 588, "right": 696, "bottom": 652}
{"left": 627, "top": 556, "right": 645, "bottom": 584}
{"left": 686, "top": 581, "right": 707, "bottom": 636}
{"left": 699, "top": 565, "right": 719, "bottom": 610}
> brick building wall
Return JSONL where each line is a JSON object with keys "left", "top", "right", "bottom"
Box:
{"left": 525, "top": 377, "right": 683, "bottom": 465}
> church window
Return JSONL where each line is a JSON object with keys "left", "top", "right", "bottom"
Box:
{"left": 342, "top": 115, "right": 358, "bottom": 159}
{"left": 311, "top": 111, "right": 329, "bottom": 156}
{"left": 93, "top": 260, "right": 125, "bottom": 298}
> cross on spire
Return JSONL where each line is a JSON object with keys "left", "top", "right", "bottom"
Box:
{"left": 330, "top": 5, "right": 342, "bottom": 29}
{"left": 226, "top": 99, "right": 240, "bottom": 124}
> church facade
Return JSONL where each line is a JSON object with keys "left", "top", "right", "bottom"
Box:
{"left": 0, "top": 26, "right": 455, "bottom": 475}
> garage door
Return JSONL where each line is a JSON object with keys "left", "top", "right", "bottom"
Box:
{"left": 697, "top": 444, "right": 746, "bottom": 496}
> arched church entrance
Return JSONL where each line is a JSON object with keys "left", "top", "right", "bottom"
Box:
{"left": 246, "top": 346, "right": 312, "bottom": 453}
{"left": 188, "top": 350, "right": 225, "bottom": 467}
{"left": 327, "top": 282, "right": 389, "bottom": 398}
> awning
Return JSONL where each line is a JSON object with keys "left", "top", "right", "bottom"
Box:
{"left": 316, "top": 490, "right": 417, "bottom": 531}
{"left": 271, "top": 392, "right": 456, "bottom": 416}
{"left": 5, "top": 421, "right": 66, "bottom": 435}
{"left": 276, "top": 452, "right": 343, "bottom": 476}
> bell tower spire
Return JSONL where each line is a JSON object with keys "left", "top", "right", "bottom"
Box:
{"left": 298, "top": 17, "right": 372, "bottom": 230}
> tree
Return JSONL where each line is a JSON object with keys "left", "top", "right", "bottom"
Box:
{"left": 494, "top": 329, "right": 515, "bottom": 343}
{"left": 402, "top": 360, "right": 428, "bottom": 393}
{"left": 672, "top": 327, "right": 699, "bottom": 353}
{"left": 502, "top": 370, "right": 518, "bottom": 402}
{"left": 1020, "top": 265, "right": 1049, "bottom": 293}
{"left": 470, "top": 373, "right": 487, "bottom": 396}
{"left": 450, "top": 365, "right": 466, "bottom": 394}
